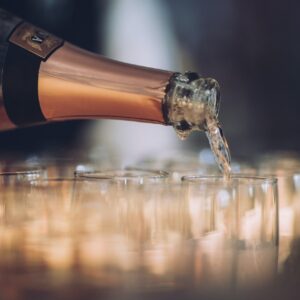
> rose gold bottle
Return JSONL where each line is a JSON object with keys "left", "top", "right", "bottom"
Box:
{"left": 0, "top": 8, "right": 220, "bottom": 139}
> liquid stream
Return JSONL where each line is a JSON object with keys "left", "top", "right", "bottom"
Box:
{"left": 205, "top": 109, "right": 231, "bottom": 179}
{"left": 174, "top": 108, "right": 231, "bottom": 179}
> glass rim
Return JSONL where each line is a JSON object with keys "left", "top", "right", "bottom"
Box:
{"left": 74, "top": 168, "right": 169, "bottom": 180}
{"left": 258, "top": 168, "right": 300, "bottom": 178}
{"left": 30, "top": 177, "right": 77, "bottom": 182}
{"left": 181, "top": 174, "right": 277, "bottom": 185}
{"left": 28, "top": 177, "right": 106, "bottom": 184}
{"left": 27, "top": 177, "right": 90, "bottom": 188}
{"left": 0, "top": 166, "right": 45, "bottom": 176}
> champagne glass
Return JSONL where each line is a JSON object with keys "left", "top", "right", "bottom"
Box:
{"left": 182, "top": 175, "right": 278, "bottom": 296}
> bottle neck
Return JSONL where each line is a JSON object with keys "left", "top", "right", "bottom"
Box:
{"left": 38, "top": 43, "right": 173, "bottom": 124}
{"left": 164, "top": 72, "right": 220, "bottom": 139}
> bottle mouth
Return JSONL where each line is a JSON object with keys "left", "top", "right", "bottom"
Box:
{"left": 164, "top": 72, "right": 221, "bottom": 137}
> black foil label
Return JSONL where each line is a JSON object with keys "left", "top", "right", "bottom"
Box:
{"left": 9, "top": 22, "right": 64, "bottom": 60}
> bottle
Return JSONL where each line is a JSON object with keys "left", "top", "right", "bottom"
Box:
{"left": 0, "top": 8, "right": 220, "bottom": 140}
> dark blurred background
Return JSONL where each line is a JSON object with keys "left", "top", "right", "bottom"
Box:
{"left": 0, "top": 0, "right": 299, "bottom": 159}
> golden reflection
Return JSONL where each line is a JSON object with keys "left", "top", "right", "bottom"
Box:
{"left": 0, "top": 171, "right": 278, "bottom": 298}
